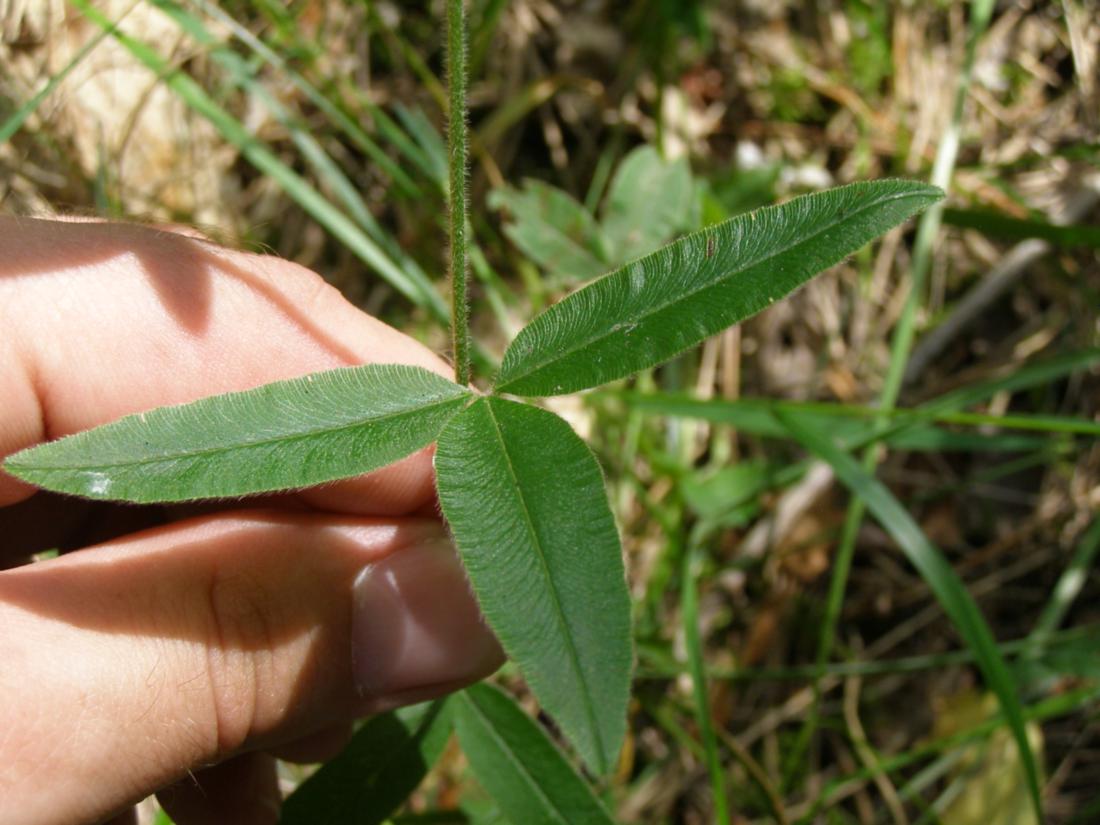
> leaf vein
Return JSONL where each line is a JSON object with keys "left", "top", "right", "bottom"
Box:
{"left": 501, "top": 187, "right": 933, "bottom": 389}
{"left": 22, "top": 394, "right": 467, "bottom": 472}
{"left": 460, "top": 691, "right": 573, "bottom": 825}
{"left": 482, "top": 400, "right": 608, "bottom": 770}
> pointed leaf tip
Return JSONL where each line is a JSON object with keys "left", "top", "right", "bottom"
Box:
{"left": 495, "top": 179, "right": 943, "bottom": 396}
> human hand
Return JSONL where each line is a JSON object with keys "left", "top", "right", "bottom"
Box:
{"left": 0, "top": 218, "right": 504, "bottom": 825}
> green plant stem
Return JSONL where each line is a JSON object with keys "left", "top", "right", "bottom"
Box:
{"left": 832, "top": 3, "right": 991, "bottom": 621}
{"left": 882, "top": 0, "right": 995, "bottom": 409}
{"left": 447, "top": 0, "right": 471, "bottom": 386}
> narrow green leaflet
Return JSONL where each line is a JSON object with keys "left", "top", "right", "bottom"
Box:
{"left": 496, "top": 180, "right": 943, "bottom": 396}
{"left": 454, "top": 683, "right": 617, "bottom": 825}
{"left": 435, "top": 397, "right": 632, "bottom": 774}
{"left": 775, "top": 411, "right": 1044, "bottom": 818}
{"left": 280, "top": 700, "right": 453, "bottom": 825}
{"left": 6, "top": 365, "right": 470, "bottom": 503}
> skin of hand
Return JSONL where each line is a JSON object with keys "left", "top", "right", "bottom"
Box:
{"left": 0, "top": 218, "right": 504, "bottom": 825}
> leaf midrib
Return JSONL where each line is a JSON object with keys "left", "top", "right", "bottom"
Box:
{"left": 482, "top": 400, "right": 608, "bottom": 772}
{"left": 500, "top": 187, "right": 934, "bottom": 389}
{"left": 460, "top": 690, "right": 574, "bottom": 825}
{"left": 16, "top": 393, "right": 468, "bottom": 472}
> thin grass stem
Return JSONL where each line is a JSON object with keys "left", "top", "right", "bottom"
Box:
{"left": 1028, "top": 517, "right": 1100, "bottom": 651}
{"left": 635, "top": 622, "right": 1099, "bottom": 681}
{"left": 682, "top": 548, "right": 731, "bottom": 825}
{"left": 0, "top": 3, "right": 128, "bottom": 145}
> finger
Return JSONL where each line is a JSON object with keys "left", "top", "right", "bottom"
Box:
{"left": 0, "top": 217, "right": 451, "bottom": 513}
{"left": 166, "top": 723, "right": 359, "bottom": 825}
{"left": 157, "top": 753, "right": 280, "bottom": 825}
{"left": 0, "top": 512, "right": 503, "bottom": 825}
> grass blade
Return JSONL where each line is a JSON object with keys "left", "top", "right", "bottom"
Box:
{"left": 1029, "top": 518, "right": 1100, "bottom": 648}
{"left": 775, "top": 411, "right": 1045, "bottom": 819}
{"left": 942, "top": 206, "right": 1100, "bottom": 249}
{"left": 607, "top": 391, "right": 1100, "bottom": 441}
{"left": 178, "top": 0, "right": 422, "bottom": 198}
{"left": 150, "top": 1, "right": 394, "bottom": 240}
{"left": 0, "top": 5, "right": 122, "bottom": 145}
{"left": 923, "top": 348, "right": 1100, "bottom": 414}
{"left": 636, "top": 624, "right": 1100, "bottom": 682}
{"left": 496, "top": 180, "right": 942, "bottom": 396}
{"left": 682, "top": 548, "right": 731, "bottom": 825}
{"left": 69, "top": 0, "right": 449, "bottom": 323}
{"left": 5, "top": 365, "right": 469, "bottom": 503}
{"left": 155, "top": 0, "right": 437, "bottom": 303}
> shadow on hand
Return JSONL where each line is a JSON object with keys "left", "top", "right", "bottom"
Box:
{"left": 0, "top": 215, "right": 361, "bottom": 363}
{"left": 0, "top": 510, "right": 437, "bottom": 733}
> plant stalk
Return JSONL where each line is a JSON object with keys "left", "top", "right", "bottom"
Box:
{"left": 446, "top": 0, "right": 471, "bottom": 386}
{"left": 682, "top": 547, "right": 731, "bottom": 825}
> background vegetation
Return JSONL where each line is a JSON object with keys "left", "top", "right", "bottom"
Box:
{"left": 1, "top": 1, "right": 1098, "bottom": 822}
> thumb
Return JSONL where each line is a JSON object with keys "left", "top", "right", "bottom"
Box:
{"left": 0, "top": 512, "right": 502, "bottom": 825}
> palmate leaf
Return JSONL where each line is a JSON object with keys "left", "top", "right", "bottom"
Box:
{"left": 5, "top": 365, "right": 470, "bottom": 503}
{"left": 495, "top": 179, "right": 943, "bottom": 397}
{"left": 435, "top": 397, "right": 632, "bottom": 775}
{"left": 454, "top": 683, "right": 617, "bottom": 825}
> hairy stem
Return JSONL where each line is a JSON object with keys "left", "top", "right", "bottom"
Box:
{"left": 446, "top": 0, "right": 471, "bottom": 386}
